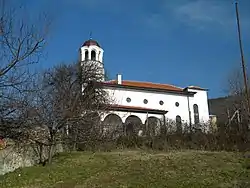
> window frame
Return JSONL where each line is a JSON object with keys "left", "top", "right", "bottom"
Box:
{"left": 126, "top": 97, "right": 131, "bottom": 103}
{"left": 193, "top": 104, "right": 200, "bottom": 124}
{"left": 159, "top": 100, "right": 164, "bottom": 105}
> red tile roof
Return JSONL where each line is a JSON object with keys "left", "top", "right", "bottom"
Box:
{"left": 82, "top": 39, "right": 100, "bottom": 47}
{"left": 105, "top": 80, "right": 183, "bottom": 92}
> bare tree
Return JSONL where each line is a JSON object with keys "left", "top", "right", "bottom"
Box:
{"left": 0, "top": 0, "right": 49, "bottom": 137}
{"left": 226, "top": 67, "right": 250, "bottom": 128}
{"left": 27, "top": 61, "right": 110, "bottom": 164}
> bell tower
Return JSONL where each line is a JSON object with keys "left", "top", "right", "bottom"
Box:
{"left": 80, "top": 37, "right": 105, "bottom": 81}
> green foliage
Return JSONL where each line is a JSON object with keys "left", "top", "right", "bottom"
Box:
{"left": 1, "top": 150, "right": 249, "bottom": 188}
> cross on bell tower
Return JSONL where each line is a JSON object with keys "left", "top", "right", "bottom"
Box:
{"left": 89, "top": 31, "right": 92, "bottom": 39}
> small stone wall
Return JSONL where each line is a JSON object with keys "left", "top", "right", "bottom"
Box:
{"left": 0, "top": 141, "right": 63, "bottom": 175}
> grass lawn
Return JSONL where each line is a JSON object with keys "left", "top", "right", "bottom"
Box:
{"left": 0, "top": 150, "right": 249, "bottom": 188}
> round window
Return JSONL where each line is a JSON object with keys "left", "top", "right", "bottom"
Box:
{"left": 126, "top": 97, "right": 131, "bottom": 103}
{"left": 159, "top": 100, "right": 164, "bottom": 105}
{"left": 175, "top": 102, "right": 179, "bottom": 107}
{"left": 143, "top": 99, "right": 148, "bottom": 104}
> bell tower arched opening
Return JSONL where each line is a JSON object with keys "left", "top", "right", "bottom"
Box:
{"left": 91, "top": 50, "right": 96, "bottom": 60}
{"left": 85, "top": 50, "right": 89, "bottom": 61}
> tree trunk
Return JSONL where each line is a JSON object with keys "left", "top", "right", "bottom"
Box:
{"left": 48, "top": 143, "right": 54, "bottom": 164}
{"left": 48, "top": 133, "right": 55, "bottom": 164}
{"left": 39, "top": 143, "right": 43, "bottom": 164}
{"left": 72, "top": 127, "right": 78, "bottom": 151}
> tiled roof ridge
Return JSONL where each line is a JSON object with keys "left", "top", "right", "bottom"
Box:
{"left": 104, "top": 79, "right": 183, "bottom": 90}
{"left": 123, "top": 80, "right": 183, "bottom": 89}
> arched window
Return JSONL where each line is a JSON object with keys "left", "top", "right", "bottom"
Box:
{"left": 91, "top": 50, "right": 96, "bottom": 60}
{"left": 125, "top": 115, "right": 142, "bottom": 136}
{"left": 176, "top": 115, "right": 182, "bottom": 133}
{"left": 85, "top": 50, "right": 89, "bottom": 60}
{"left": 103, "top": 113, "right": 123, "bottom": 138}
{"left": 145, "top": 117, "right": 161, "bottom": 136}
{"left": 193, "top": 104, "right": 200, "bottom": 124}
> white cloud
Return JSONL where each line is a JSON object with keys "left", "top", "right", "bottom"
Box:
{"left": 62, "top": 0, "right": 250, "bottom": 34}
{"left": 168, "top": 0, "right": 250, "bottom": 31}
{"left": 175, "top": 1, "right": 229, "bottom": 24}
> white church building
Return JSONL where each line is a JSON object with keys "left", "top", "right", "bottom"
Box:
{"left": 80, "top": 38, "right": 211, "bottom": 135}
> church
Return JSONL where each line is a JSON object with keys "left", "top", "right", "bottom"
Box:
{"left": 80, "top": 38, "right": 211, "bottom": 135}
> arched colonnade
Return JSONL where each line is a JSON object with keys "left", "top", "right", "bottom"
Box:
{"left": 102, "top": 113, "right": 162, "bottom": 137}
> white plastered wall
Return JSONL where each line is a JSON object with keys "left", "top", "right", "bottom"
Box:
{"left": 103, "top": 86, "right": 210, "bottom": 126}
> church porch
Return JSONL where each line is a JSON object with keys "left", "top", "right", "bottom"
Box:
{"left": 101, "top": 105, "right": 168, "bottom": 137}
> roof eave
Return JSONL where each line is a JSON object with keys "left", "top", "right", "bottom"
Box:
{"left": 184, "top": 87, "right": 209, "bottom": 91}
{"left": 109, "top": 105, "right": 168, "bottom": 115}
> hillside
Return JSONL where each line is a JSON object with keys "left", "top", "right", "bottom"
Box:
{"left": 1, "top": 150, "right": 249, "bottom": 188}
{"left": 208, "top": 96, "right": 239, "bottom": 123}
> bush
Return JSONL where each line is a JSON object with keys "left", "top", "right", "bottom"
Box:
{"left": 70, "top": 121, "right": 250, "bottom": 153}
